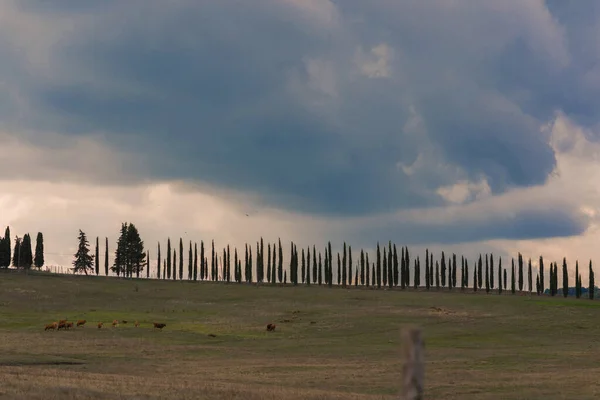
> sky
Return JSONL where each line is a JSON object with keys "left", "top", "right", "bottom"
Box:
{"left": 2, "top": 0, "right": 600, "bottom": 281}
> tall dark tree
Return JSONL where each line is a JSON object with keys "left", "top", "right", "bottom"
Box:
{"left": 72, "top": 229, "right": 94, "bottom": 275}
{"left": 112, "top": 223, "right": 146, "bottom": 277}
{"left": 485, "top": 258, "right": 490, "bottom": 293}
{"left": 211, "top": 240, "right": 216, "bottom": 281}
{"left": 393, "top": 245, "right": 399, "bottom": 286}
{"left": 166, "top": 238, "right": 172, "bottom": 279}
{"left": 278, "top": 239, "right": 284, "bottom": 283}
{"left": 200, "top": 241, "right": 205, "bottom": 280}
{"left": 188, "top": 241, "right": 193, "bottom": 280}
{"left": 441, "top": 251, "right": 446, "bottom": 287}
{"left": 349, "top": 246, "right": 353, "bottom": 287}
{"left": 511, "top": 260, "right": 516, "bottom": 294}
{"left": 34, "top": 232, "right": 44, "bottom": 269}
{"left": 589, "top": 260, "right": 595, "bottom": 300}
{"left": 452, "top": 253, "right": 457, "bottom": 288}
{"left": 528, "top": 259, "right": 533, "bottom": 294}
{"left": 337, "top": 252, "right": 341, "bottom": 286}
{"left": 387, "top": 243, "right": 393, "bottom": 288}
{"left": 105, "top": 238, "right": 109, "bottom": 276}
{"left": 95, "top": 237, "right": 99, "bottom": 275}
{"left": 473, "top": 260, "right": 477, "bottom": 292}
{"left": 404, "top": 247, "right": 410, "bottom": 288}
{"left": 0, "top": 226, "right": 10, "bottom": 268}
{"left": 20, "top": 234, "right": 33, "bottom": 269}
{"left": 575, "top": 260, "right": 580, "bottom": 298}
{"left": 365, "top": 254, "right": 370, "bottom": 287}
{"left": 318, "top": 252, "right": 323, "bottom": 285}
{"left": 562, "top": 258, "right": 568, "bottom": 298}
{"left": 360, "top": 249, "right": 365, "bottom": 286}
{"left": 147, "top": 250, "right": 150, "bottom": 278}
{"left": 226, "top": 245, "right": 231, "bottom": 283}
{"left": 435, "top": 261, "right": 440, "bottom": 289}
{"left": 342, "top": 242, "right": 347, "bottom": 287}
{"left": 518, "top": 253, "right": 524, "bottom": 291}
{"left": 503, "top": 268, "right": 507, "bottom": 291}
{"left": 382, "top": 250, "right": 387, "bottom": 287}
{"left": 498, "top": 257, "right": 502, "bottom": 294}
{"left": 156, "top": 242, "right": 161, "bottom": 279}
{"left": 489, "top": 254, "right": 494, "bottom": 290}
{"left": 376, "top": 243, "right": 381, "bottom": 288}
{"left": 179, "top": 238, "right": 184, "bottom": 280}
{"left": 539, "top": 256, "right": 545, "bottom": 295}
{"left": 477, "top": 254, "right": 483, "bottom": 288}
{"left": 306, "top": 246, "right": 311, "bottom": 285}
{"left": 193, "top": 243, "right": 198, "bottom": 281}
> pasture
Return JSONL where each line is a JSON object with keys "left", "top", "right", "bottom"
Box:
{"left": 0, "top": 270, "right": 599, "bottom": 399}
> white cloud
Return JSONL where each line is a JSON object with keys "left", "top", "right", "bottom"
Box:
{"left": 355, "top": 43, "right": 393, "bottom": 78}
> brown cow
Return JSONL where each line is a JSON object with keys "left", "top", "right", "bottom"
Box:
{"left": 121, "top": 320, "right": 128, "bottom": 324}
{"left": 97, "top": 322, "right": 103, "bottom": 329}
{"left": 45, "top": 322, "right": 58, "bottom": 331}
{"left": 58, "top": 319, "right": 67, "bottom": 325}
{"left": 76, "top": 319, "right": 86, "bottom": 327}
{"left": 134, "top": 321, "right": 139, "bottom": 327}
{"left": 57, "top": 321, "right": 68, "bottom": 330}
{"left": 112, "top": 320, "right": 119, "bottom": 327}
{"left": 266, "top": 323, "right": 276, "bottom": 332}
{"left": 153, "top": 322, "right": 166, "bottom": 330}
{"left": 66, "top": 322, "right": 74, "bottom": 329}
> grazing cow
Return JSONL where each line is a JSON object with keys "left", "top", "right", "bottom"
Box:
{"left": 153, "top": 322, "right": 166, "bottom": 330}
{"left": 66, "top": 322, "right": 74, "bottom": 329}
{"left": 121, "top": 320, "right": 128, "bottom": 324}
{"left": 76, "top": 319, "right": 86, "bottom": 327}
{"left": 45, "top": 322, "right": 58, "bottom": 331}
{"left": 57, "top": 321, "right": 68, "bottom": 330}
{"left": 134, "top": 321, "right": 139, "bottom": 327}
{"left": 97, "top": 322, "right": 103, "bottom": 329}
{"left": 58, "top": 319, "right": 67, "bottom": 325}
{"left": 266, "top": 323, "right": 276, "bottom": 332}
{"left": 112, "top": 320, "right": 119, "bottom": 327}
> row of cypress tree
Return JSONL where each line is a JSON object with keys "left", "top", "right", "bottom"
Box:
{"left": 83, "top": 234, "right": 598, "bottom": 300}
{"left": 0, "top": 226, "right": 44, "bottom": 269}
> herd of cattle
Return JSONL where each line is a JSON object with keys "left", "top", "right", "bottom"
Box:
{"left": 44, "top": 319, "right": 167, "bottom": 331}
{"left": 44, "top": 319, "right": 275, "bottom": 332}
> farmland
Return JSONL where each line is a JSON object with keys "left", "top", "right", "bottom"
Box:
{"left": 0, "top": 269, "right": 599, "bottom": 399}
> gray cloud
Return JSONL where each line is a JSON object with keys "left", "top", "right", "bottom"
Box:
{"left": 0, "top": 0, "right": 599, "bottom": 239}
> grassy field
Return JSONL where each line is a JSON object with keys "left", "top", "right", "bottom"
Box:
{"left": 0, "top": 270, "right": 599, "bottom": 399}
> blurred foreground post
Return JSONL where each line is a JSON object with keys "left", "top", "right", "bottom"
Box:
{"left": 400, "top": 327, "right": 424, "bottom": 400}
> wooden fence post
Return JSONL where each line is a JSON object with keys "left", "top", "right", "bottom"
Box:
{"left": 400, "top": 327, "right": 424, "bottom": 400}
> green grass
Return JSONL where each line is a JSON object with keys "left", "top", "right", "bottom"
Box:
{"left": 0, "top": 269, "right": 599, "bottom": 399}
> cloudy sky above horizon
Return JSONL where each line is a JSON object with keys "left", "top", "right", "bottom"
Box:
{"left": 2, "top": 0, "right": 600, "bottom": 279}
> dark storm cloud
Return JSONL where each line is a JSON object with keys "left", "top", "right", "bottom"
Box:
{"left": 1, "top": 1, "right": 599, "bottom": 235}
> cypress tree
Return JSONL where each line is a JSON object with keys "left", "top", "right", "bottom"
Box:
{"left": 306, "top": 246, "right": 311, "bottom": 285}
{"left": 528, "top": 258, "right": 533, "bottom": 294}
{"left": 179, "top": 238, "right": 184, "bottom": 280}
{"left": 441, "top": 251, "right": 446, "bottom": 287}
{"left": 465, "top": 259, "right": 469, "bottom": 290}
{"left": 415, "top": 257, "right": 421, "bottom": 289}
{"left": 460, "top": 256, "right": 465, "bottom": 290}
{"left": 95, "top": 236, "right": 99, "bottom": 275}
{"left": 302, "top": 248, "right": 306, "bottom": 285}
{"left": 489, "top": 254, "right": 494, "bottom": 290}
{"left": 400, "top": 247, "right": 405, "bottom": 289}
{"left": 342, "top": 243, "right": 347, "bottom": 286}
{"left": 337, "top": 252, "right": 341, "bottom": 286}
{"left": 485, "top": 260, "right": 490, "bottom": 293}
{"left": 477, "top": 254, "right": 483, "bottom": 288}
{"left": 382, "top": 250, "right": 387, "bottom": 287}
{"left": 349, "top": 246, "right": 353, "bottom": 287}
{"left": 452, "top": 253, "right": 457, "bottom": 288}
{"left": 473, "top": 261, "right": 477, "bottom": 292}
{"left": 193, "top": 243, "right": 198, "bottom": 281}
{"left": 426, "top": 254, "right": 431, "bottom": 290}
{"left": 562, "top": 258, "right": 568, "bottom": 298}
{"left": 279, "top": 239, "right": 284, "bottom": 283}
{"left": 376, "top": 243, "right": 381, "bottom": 288}
{"left": 366, "top": 254, "right": 370, "bottom": 287}
{"left": 211, "top": 240, "right": 216, "bottom": 281}
{"left": 227, "top": 245, "right": 231, "bottom": 283}
{"left": 146, "top": 250, "right": 150, "bottom": 278}
{"left": 328, "top": 241, "right": 333, "bottom": 287}
{"left": 188, "top": 241, "right": 193, "bottom": 280}
{"left": 536, "top": 274, "right": 540, "bottom": 295}
{"left": 372, "top": 262, "right": 376, "bottom": 286}
{"left": 511, "top": 262, "right": 516, "bottom": 294}
{"left": 166, "top": 238, "right": 172, "bottom": 279}
{"left": 33, "top": 232, "right": 44, "bottom": 269}
{"left": 360, "top": 249, "right": 365, "bottom": 286}
{"left": 518, "top": 253, "right": 523, "bottom": 291}
{"left": 405, "top": 247, "right": 410, "bottom": 288}
{"left": 173, "top": 251, "right": 177, "bottom": 281}
{"left": 539, "top": 256, "right": 545, "bottom": 295}
{"left": 575, "top": 261, "right": 580, "bottom": 298}
{"left": 200, "top": 241, "right": 205, "bottom": 280}
{"left": 394, "top": 245, "right": 399, "bottom": 286}
{"left": 448, "top": 253, "right": 452, "bottom": 290}
{"left": 503, "top": 268, "right": 507, "bottom": 291}
{"left": 435, "top": 261, "right": 440, "bottom": 289}
{"left": 589, "top": 260, "right": 594, "bottom": 300}
{"left": 259, "top": 238, "right": 264, "bottom": 283}
{"left": 105, "top": 238, "right": 109, "bottom": 276}
{"left": 267, "top": 243, "right": 272, "bottom": 283}
{"left": 498, "top": 257, "right": 502, "bottom": 294}
{"left": 388, "top": 242, "right": 393, "bottom": 288}
{"left": 354, "top": 268, "right": 359, "bottom": 286}
{"left": 318, "top": 252, "right": 322, "bottom": 285}
{"left": 430, "top": 253, "right": 434, "bottom": 287}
